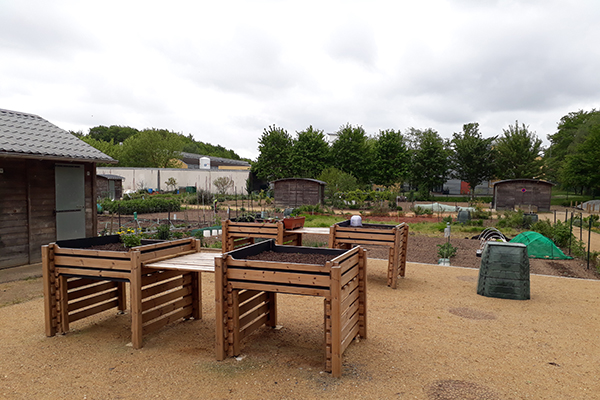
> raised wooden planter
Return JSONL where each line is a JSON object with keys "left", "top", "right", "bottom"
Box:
{"left": 42, "top": 236, "right": 202, "bottom": 348}
{"left": 283, "top": 216, "right": 305, "bottom": 230}
{"left": 329, "top": 220, "right": 409, "bottom": 289}
{"left": 221, "top": 220, "right": 302, "bottom": 253}
{"left": 215, "top": 240, "right": 367, "bottom": 377}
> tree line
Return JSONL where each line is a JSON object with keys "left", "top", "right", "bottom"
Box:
{"left": 252, "top": 120, "right": 546, "bottom": 198}
{"left": 73, "top": 125, "right": 246, "bottom": 168}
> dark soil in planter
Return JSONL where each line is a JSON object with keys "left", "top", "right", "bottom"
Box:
{"left": 86, "top": 243, "right": 130, "bottom": 252}
{"left": 245, "top": 251, "right": 337, "bottom": 265}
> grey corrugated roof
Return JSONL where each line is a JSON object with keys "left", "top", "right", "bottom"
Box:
{"left": 180, "top": 152, "right": 250, "bottom": 167}
{"left": 97, "top": 174, "right": 125, "bottom": 180}
{"left": 0, "top": 108, "right": 116, "bottom": 163}
{"left": 272, "top": 178, "right": 327, "bottom": 185}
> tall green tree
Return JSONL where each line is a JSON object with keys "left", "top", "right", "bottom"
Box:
{"left": 559, "top": 113, "right": 600, "bottom": 193}
{"left": 330, "top": 124, "right": 373, "bottom": 185}
{"left": 406, "top": 128, "right": 450, "bottom": 193}
{"left": 545, "top": 109, "right": 600, "bottom": 182}
{"left": 373, "top": 129, "right": 410, "bottom": 187}
{"left": 119, "top": 129, "right": 184, "bottom": 168}
{"left": 289, "top": 126, "right": 331, "bottom": 178}
{"left": 317, "top": 166, "right": 359, "bottom": 200}
{"left": 450, "top": 122, "right": 496, "bottom": 198}
{"left": 252, "top": 125, "right": 293, "bottom": 181}
{"left": 79, "top": 136, "right": 123, "bottom": 166}
{"left": 494, "top": 121, "right": 543, "bottom": 180}
{"left": 88, "top": 125, "right": 139, "bottom": 143}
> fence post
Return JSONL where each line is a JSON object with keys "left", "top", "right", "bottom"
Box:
{"left": 588, "top": 218, "right": 592, "bottom": 270}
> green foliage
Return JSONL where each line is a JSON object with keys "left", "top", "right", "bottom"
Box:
{"left": 119, "top": 129, "right": 184, "bottom": 168}
{"left": 373, "top": 129, "right": 409, "bottom": 187}
{"left": 330, "top": 124, "right": 373, "bottom": 185}
{"left": 252, "top": 125, "right": 293, "bottom": 181}
{"left": 530, "top": 219, "right": 574, "bottom": 249}
{"left": 318, "top": 167, "right": 359, "bottom": 204}
{"left": 165, "top": 177, "right": 178, "bottom": 192}
{"left": 156, "top": 224, "right": 171, "bottom": 240}
{"left": 437, "top": 242, "right": 458, "bottom": 259}
{"left": 89, "top": 125, "right": 139, "bottom": 143}
{"left": 559, "top": 112, "right": 600, "bottom": 194}
{"left": 180, "top": 133, "right": 243, "bottom": 160}
{"left": 406, "top": 128, "right": 451, "bottom": 193}
{"left": 494, "top": 121, "right": 543, "bottom": 179}
{"left": 289, "top": 126, "right": 331, "bottom": 178}
{"left": 291, "top": 204, "right": 327, "bottom": 216}
{"left": 79, "top": 136, "right": 123, "bottom": 166}
{"left": 544, "top": 109, "right": 599, "bottom": 183}
{"left": 450, "top": 123, "right": 496, "bottom": 197}
{"left": 496, "top": 210, "right": 535, "bottom": 229}
{"left": 118, "top": 228, "right": 142, "bottom": 247}
{"left": 101, "top": 197, "right": 180, "bottom": 214}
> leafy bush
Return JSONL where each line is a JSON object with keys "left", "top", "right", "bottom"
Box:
{"left": 156, "top": 224, "right": 171, "bottom": 240}
{"left": 437, "top": 242, "right": 457, "bottom": 259}
{"left": 101, "top": 197, "right": 180, "bottom": 214}
{"left": 496, "top": 210, "right": 534, "bottom": 229}
{"left": 118, "top": 228, "right": 141, "bottom": 247}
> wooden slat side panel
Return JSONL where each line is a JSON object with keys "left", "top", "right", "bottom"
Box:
{"left": 142, "top": 305, "right": 193, "bottom": 335}
{"left": 141, "top": 269, "right": 185, "bottom": 286}
{"left": 239, "top": 313, "right": 269, "bottom": 341}
{"left": 55, "top": 267, "right": 130, "bottom": 280}
{"left": 238, "top": 289, "right": 264, "bottom": 304}
{"left": 239, "top": 292, "right": 269, "bottom": 316}
{"left": 340, "top": 322, "right": 360, "bottom": 355}
{"left": 53, "top": 247, "right": 132, "bottom": 259}
{"left": 142, "top": 285, "right": 193, "bottom": 312}
{"left": 225, "top": 259, "right": 330, "bottom": 273}
{"left": 69, "top": 299, "right": 119, "bottom": 323}
{"left": 54, "top": 255, "right": 133, "bottom": 270}
{"left": 141, "top": 275, "right": 191, "bottom": 299}
{"left": 69, "top": 289, "right": 119, "bottom": 312}
{"left": 69, "top": 281, "right": 118, "bottom": 301}
{"left": 341, "top": 265, "right": 359, "bottom": 287}
{"left": 67, "top": 277, "right": 110, "bottom": 290}
{"left": 239, "top": 302, "right": 270, "bottom": 330}
{"left": 227, "top": 268, "right": 331, "bottom": 287}
{"left": 231, "top": 281, "right": 329, "bottom": 297}
{"left": 142, "top": 295, "right": 193, "bottom": 324}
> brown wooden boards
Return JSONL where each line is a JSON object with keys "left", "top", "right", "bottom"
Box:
{"left": 215, "top": 240, "right": 367, "bottom": 377}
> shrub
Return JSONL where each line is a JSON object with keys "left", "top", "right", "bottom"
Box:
{"left": 101, "top": 197, "right": 180, "bottom": 214}
{"left": 156, "top": 224, "right": 171, "bottom": 240}
{"left": 437, "top": 242, "right": 457, "bottom": 259}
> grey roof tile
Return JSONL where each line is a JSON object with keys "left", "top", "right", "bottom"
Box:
{"left": 0, "top": 108, "right": 115, "bottom": 163}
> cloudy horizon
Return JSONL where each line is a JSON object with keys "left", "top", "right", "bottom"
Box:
{"left": 2, "top": 0, "right": 599, "bottom": 160}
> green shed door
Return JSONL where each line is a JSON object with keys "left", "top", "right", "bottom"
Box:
{"left": 55, "top": 164, "right": 86, "bottom": 240}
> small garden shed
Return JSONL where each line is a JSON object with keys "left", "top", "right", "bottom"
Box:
{"left": 492, "top": 179, "right": 554, "bottom": 212}
{"left": 97, "top": 174, "right": 124, "bottom": 200}
{"left": 273, "top": 178, "right": 326, "bottom": 208}
{"left": 0, "top": 108, "right": 116, "bottom": 269}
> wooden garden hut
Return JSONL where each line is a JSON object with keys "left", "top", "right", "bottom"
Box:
{"left": 97, "top": 173, "right": 124, "bottom": 200}
{"left": 0, "top": 108, "right": 116, "bottom": 269}
{"left": 273, "top": 178, "right": 326, "bottom": 208}
{"left": 492, "top": 179, "right": 554, "bottom": 212}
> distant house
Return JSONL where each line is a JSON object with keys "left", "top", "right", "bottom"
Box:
{"left": 0, "top": 108, "right": 116, "bottom": 269}
{"left": 492, "top": 179, "right": 554, "bottom": 212}
{"left": 273, "top": 178, "right": 326, "bottom": 208}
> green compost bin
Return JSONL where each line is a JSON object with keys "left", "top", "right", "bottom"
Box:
{"left": 477, "top": 242, "right": 530, "bottom": 300}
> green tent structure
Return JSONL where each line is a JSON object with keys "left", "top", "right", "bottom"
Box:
{"left": 510, "top": 231, "right": 572, "bottom": 260}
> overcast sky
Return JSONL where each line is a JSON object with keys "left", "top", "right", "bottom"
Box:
{"left": 2, "top": 0, "right": 599, "bottom": 160}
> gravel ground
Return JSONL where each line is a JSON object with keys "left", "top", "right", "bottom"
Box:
{"left": 1, "top": 259, "right": 599, "bottom": 399}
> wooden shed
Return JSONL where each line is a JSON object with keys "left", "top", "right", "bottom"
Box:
{"left": 97, "top": 174, "right": 124, "bottom": 200}
{"left": 273, "top": 178, "right": 326, "bottom": 208}
{"left": 0, "top": 108, "right": 116, "bottom": 269}
{"left": 492, "top": 179, "right": 554, "bottom": 212}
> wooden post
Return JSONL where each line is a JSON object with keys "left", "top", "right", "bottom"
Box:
{"left": 231, "top": 290, "right": 240, "bottom": 356}
{"left": 267, "top": 292, "right": 277, "bottom": 328}
{"left": 330, "top": 263, "right": 342, "bottom": 378}
{"left": 117, "top": 282, "right": 127, "bottom": 312}
{"left": 215, "top": 256, "right": 227, "bottom": 361}
{"left": 130, "top": 251, "right": 143, "bottom": 349}
{"left": 192, "top": 272, "right": 202, "bottom": 320}
{"left": 192, "top": 239, "right": 203, "bottom": 320}
{"left": 57, "top": 275, "right": 69, "bottom": 334}
{"left": 328, "top": 225, "right": 336, "bottom": 248}
{"left": 358, "top": 248, "right": 367, "bottom": 340}
{"left": 221, "top": 219, "right": 230, "bottom": 253}
{"left": 42, "top": 245, "right": 56, "bottom": 337}
{"left": 276, "top": 221, "right": 284, "bottom": 245}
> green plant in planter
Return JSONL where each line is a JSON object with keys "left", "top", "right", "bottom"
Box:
{"left": 156, "top": 224, "right": 172, "bottom": 240}
{"left": 118, "top": 228, "right": 142, "bottom": 247}
{"left": 437, "top": 242, "right": 457, "bottom": 259}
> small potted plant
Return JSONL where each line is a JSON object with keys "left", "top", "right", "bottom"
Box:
{"left": 437, "top": 242, "right": 457, "bottom": 266}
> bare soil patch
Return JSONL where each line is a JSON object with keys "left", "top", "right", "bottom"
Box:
{"left": 245, "top": 251, "right": 337, "bottom": 265}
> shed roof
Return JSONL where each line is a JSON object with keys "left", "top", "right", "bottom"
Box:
{"left": 0, "top": 108, "right": 116, "bottom": 163}
{"left": 180, "top": 152, "right": 250, "bottom": 167}
{"left": 97, "top": 174, "right": 125, "bottom": 180}
{"left": 492, "top": 179, "right": 554, "bottom": 187}
{"left": 272, "top": 178, "right": 327, "bottom": 185}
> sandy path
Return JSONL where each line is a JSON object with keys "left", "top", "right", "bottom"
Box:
{"left": 1, "top": 259, "right": 599, "bottom": 399}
